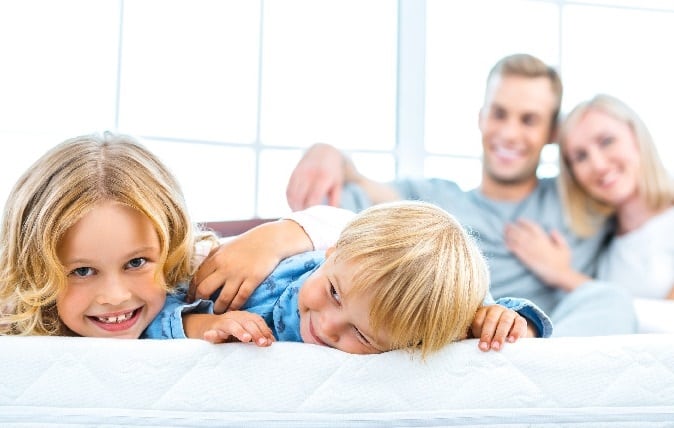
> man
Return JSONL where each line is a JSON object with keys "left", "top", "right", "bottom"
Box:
{"left": 283, "top": 53, "right": 636, "bottom": 336}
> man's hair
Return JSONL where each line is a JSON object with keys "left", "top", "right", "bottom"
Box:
{"left": 486, "top": 53, "right": 564, "bottom": 128}
{"left": 0, "top": 132, "right": 207, "bottom": 336}
{"left": 333, "top": 201, "right": 489, "bottom": 358}
{"left": 558, "top": 93, "right": 674, "bottom": 236}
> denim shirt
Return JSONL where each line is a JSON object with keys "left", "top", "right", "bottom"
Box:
{"left": 144, "top": 251, "right": 553, "bottom": 340}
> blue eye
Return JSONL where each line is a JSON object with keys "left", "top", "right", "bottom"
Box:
{"left": 600, "top": 136, "right": 614, "bottom": 147}
{"left": 126, "top": 257, "right": 147, "bottom": 269}
{"left": 70, "top": 267, "right": 94, "bottom": 278}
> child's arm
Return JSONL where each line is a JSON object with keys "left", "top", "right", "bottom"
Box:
{"left": 183, "top": 311, "right": 275, "bottom": 346}
{"left": 189, "top": 205, "right": 354, "bottom": 313}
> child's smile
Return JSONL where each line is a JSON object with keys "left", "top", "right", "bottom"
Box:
{"left": 297, "top": 247, "right": 391, "bottom": 355}
{"left": 56, "top": 200, "right": 167, "bottom": 339}
{"left": 87, "top": 307, "right": 143, "bottom": 332}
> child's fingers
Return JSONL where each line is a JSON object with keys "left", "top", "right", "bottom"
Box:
{"left": 203, "top": 328, "right": 230, "bottom": 344}
{"left": 478, "top": 308, "right": 501, "bottom": 351}
{"left": 241, "top": 318, "right": 275, "bottom": 347}
{"left": 227, "top": 279, "right": 257, "bottom": 311}
{"left": 490, "top": 311, "right": 518, "bottom": 351}
{"left": 507, "top": 315, "right": 529, "bottom": 342}
{"left": 470, "top": 307, "right": 487, "bottom": 338}
{"left": 201, "top": 316, "right": 254, "bottom": 344}
{"left": 212, "top": 279, "right": 244, "bottom": 314}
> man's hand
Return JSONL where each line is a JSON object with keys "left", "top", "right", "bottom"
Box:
{"left": 286, "top": 143, "right": 346, "bottom": 210}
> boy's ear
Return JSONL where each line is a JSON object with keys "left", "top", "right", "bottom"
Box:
{"left": 325, "top": 246, "right": 336, "bottom": 258}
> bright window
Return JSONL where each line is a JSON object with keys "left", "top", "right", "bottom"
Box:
{"left": 0, "top": 0, "right": 672, "bottom": 222}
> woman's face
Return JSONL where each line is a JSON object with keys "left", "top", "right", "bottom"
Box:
{"left": 563, "top": 108, "right": 641, "bottom": 207}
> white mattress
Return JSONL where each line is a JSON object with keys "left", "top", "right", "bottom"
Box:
{"left": 1, "top": 334, "right": 673, "bottom": 427}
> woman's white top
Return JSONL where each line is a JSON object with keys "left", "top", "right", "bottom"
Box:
{"left": 598, "top": 207, "right": 674, "bottom": 299}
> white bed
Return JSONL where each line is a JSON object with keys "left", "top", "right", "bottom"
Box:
{"left": 1, "top": 334, "right": 673, "bottom": 427}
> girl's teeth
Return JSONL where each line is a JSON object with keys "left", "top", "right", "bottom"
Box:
{"left": 97, "top": 311, "right": 133, "bottom": 323}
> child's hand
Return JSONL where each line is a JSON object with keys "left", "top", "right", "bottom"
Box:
{"left": 188, "top": 236, "right": 283, "bottom": 314}
{"left": 470, "top": 305, "right": 528, "bottom": 352}
{"left": 188, "top": 220, "right": 313, "bottom": 313}
{"left": 202, "top": 311, "right": 275, "bottom": 346}
{"left": 184, "top": 311, "right": 275, "bottom": 346}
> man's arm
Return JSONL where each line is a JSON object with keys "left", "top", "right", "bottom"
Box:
{"left": 286, "top": 143, "right": 401, "bottom": 211}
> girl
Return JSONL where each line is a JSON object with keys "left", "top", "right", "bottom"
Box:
{"left": 0, "top": 132, "right": 271, "bottom": 344}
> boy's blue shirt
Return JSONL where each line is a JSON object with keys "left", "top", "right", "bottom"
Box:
{"left": 142, "top": 251, "right": 553, "bottom": 340}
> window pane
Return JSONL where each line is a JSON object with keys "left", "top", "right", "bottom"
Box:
{"left": 119, "top": 0, "right": 261, "bottom": 142}
{"left": 260, "top": 0, "right": 397, "bottom": 151}
{"left": 0, "top": 0, "right": 119, "bottom": 135}
{"left": 0, "top": 132, "right": 79, "bottom": 213}
{"left": 425, "top": 0, "right": 560, "bottom": 157}
{"left": 562, "top": 4, "right": 674, "bottom": 171}
{"left": 577, "top": 0, "right": 674, "bottom": 10}
{"left": 350, "top": 153, "right": 396, "bottom": 183}
{"left": 142, "top": 139, "right": 256, "bottom": 222}
{"left": 257, "top": 149, "right": 302, "bottom": 218}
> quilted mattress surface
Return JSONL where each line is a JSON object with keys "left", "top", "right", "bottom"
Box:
{"left": 1, "top": 334, "right": 673, "bottom": 427}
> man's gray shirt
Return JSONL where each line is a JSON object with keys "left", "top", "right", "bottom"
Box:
{"left": 340, "top": 177, "right": 611, "bottom": 315}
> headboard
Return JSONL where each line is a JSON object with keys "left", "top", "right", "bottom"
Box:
{"left": 202, "top": 218, "right": 277, "bottom": 237}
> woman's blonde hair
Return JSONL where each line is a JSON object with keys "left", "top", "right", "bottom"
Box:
{"left": 0, "top": 132, "right": 205, "bottom": 336}
{"left": 333, "top": 201, "right": 489, "bottom": 359}
{"left": 558, "top": 94, "right": 674, "bottom": 237}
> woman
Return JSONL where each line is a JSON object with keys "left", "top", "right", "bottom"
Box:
{"left": 505, "top": 94, "right": 674, "bottom": 331}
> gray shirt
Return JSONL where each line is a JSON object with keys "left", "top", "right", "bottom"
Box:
{"left": 340, "top": 177, "right": 611, "bottom": 315}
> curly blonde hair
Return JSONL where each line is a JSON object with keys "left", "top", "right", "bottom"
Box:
{"left": 0, "top": 132, "right": 209, "bottom": 336}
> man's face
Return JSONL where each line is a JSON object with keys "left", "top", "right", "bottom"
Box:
{"left": 478, "top": 75, "right": 558, "bottom": 187}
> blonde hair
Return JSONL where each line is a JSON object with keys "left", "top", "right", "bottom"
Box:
{"left": 0, "top": 132, "right": 209, "bottom": 336}
{"left": 558, "top": 94, "right": 674, "bottom": 237}
{"left": 333, "top": 201, "right": 489, "bottom": 359}
{"left": 486, "top": 53, "right": 563, "bottom": 132}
